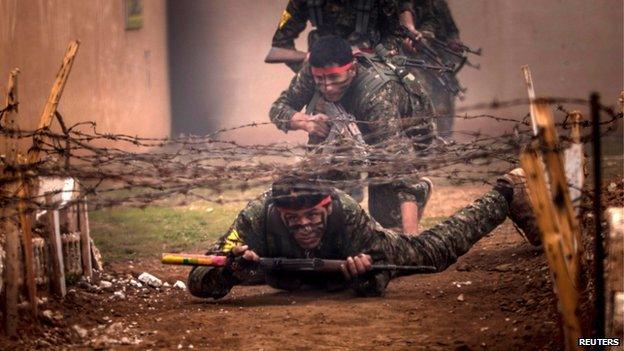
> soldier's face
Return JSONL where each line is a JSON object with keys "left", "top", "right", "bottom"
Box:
{"left": 312, "top": 64, "right": 356, "bottom": 102}
{"left": 278, "top": 205, "right": 331, "bottom": 249}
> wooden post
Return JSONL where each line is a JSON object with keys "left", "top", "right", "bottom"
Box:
{"left": 521, "top": 65, "right": 539, "bottom": 135}
{"left": 44, "top": 194, "right": 66, "bottom": 298}
{"left": 521, "top": 150, "right": 582, "bottom": 351}
{"left": 27, "top": 40, "right": 80, "bottom": 164}
{"left": 11, "top": 40, "right": 79, "bottom": 314}
{"left": 78, "top": 195, "right": 92, "bottom": 279}
{"left": 16, "top": 196, "right": 38, "bottom": 317}
{"left": 533, "top": 103, "right": 581, "bottom": 284}
{"left": 1, "top": 68, "right": 21, "bottom": 336}
{"left": 605, "top": 208, "right": 624, "bottom": 340}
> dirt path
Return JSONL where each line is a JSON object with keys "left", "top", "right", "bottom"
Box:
{"left": 1, "top": 184, "right": 563, "bottom": 350}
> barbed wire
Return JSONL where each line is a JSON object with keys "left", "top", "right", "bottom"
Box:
{"left": 0, "top": 96, "right": 621, "bottom": 220}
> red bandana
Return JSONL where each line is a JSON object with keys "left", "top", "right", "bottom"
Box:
{"left": 276, "top": 195, "right": 333, "bottom": 213}
{"left": 311, "top": 62, "right": 354, "bottom": 76}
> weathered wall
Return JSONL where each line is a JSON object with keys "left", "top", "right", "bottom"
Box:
{"left": 0, "top": 0, "right": 170, "bottom": 149}
{"left": 168, "top": 0, "right": 622, "bottom": 143}
{"left": 450, "top": 0, "right": 624, "bottom": 132}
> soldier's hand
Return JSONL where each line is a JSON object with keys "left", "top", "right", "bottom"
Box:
{"left": 231, "top": 245, "right": 260, "bottom": 262}
{"left": 340, "top": 253, "right": 373, "bottom": 280}
{"left": 307, "top": 114, "right": 330, "bottom": 137}
{"left": 290, "top": 112, "right": 330, "bottom": 137}
{"left": 421, "top": 30, "right": 435, "bottom": 39}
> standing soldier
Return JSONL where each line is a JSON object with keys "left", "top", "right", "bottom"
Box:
{"left": 265, "top": 0, "right": 424, "bottom": 72}
{"left": 411, "top": 0, "right": 465, "bottom": 139}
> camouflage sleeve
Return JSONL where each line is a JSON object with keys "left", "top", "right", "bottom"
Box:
{"left": 269, "top": 63, "right": 317, "bottom": 132}
{"left": 413, "top": 0, "right": 438, "bottom": 34}
{"left": 336, "top": 191, "right": 394, "bottom": 296}
{"left": 187, "top": 193, "right": 269, "bottom": 299}
{"left": 397, "top": 0, "right": 414, "bottom": 13}
{"left": 434, "top": 0, "right": 459, "bottom": 39}
{"left": 271, "top": 0, "right": 309, "bottom": 49}
{"left": 209, "top": 192, "right": 269, "bottom": 255}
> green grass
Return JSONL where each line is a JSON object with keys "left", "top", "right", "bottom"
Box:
{"left": 420, "top": 216, "right": 447, "bottom": 230}
{"left": 90, "top": 204, "right": 449, "bottom": 262}
{"left": 89, "top": 201, "right": 245, "bottom": 261}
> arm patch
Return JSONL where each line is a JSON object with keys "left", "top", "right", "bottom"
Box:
{"left": 221, "top": 229, "right": 243, "bottom": 253}
{"left": 278, "top": 10, "right": 292, "bottom": 29}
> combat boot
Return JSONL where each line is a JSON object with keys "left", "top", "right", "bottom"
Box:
{"left": 416, "top": 177, "right": 433, "bottom": 220}
{"left": 497, "top": 168, "right": 541, "bottom": 246}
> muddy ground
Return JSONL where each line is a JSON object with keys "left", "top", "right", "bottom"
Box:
{"left": 1, "top": 183, "right": 579, "bottom": 350}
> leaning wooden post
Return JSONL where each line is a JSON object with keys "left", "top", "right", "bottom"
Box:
{"left": 14, "top": 41, "right": 79, "bottom": 305}
{"left": 520, "top": 150, "right": 582, "bottom": 351}
{"left": 44, "top": 194, "right": 66, "bottom": 297}
{"left": 605, "top": 208, "right": 624, "bottom": 340}
{"left": 1, "top": 68, "right": 21, "bottom": 336}
{"left": 533, "top": 103, "right": 582, "bottom": 285}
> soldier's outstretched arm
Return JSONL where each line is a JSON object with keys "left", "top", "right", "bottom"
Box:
{"left": 187, "top": 193, "right": 270, "bottom": 299}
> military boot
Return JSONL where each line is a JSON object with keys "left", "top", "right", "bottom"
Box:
{"left": 497, "top": 168, "right": 541, "bottom": 246}
{"left": 416, "top": 177, "right": 433, "bottom": 220}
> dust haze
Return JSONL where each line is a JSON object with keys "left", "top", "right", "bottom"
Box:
{"left": 168, "top": 0, "right": 623, "bottom": 144}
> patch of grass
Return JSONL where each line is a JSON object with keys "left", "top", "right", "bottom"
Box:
{"left": 89, "top": 201, "right": 245, "bottom": 261}
{"left": 420, "top": 216, "right": 447, "bottom": 230}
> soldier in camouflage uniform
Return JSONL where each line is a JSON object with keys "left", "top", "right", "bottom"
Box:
{"left": 411, "top": 0, "right": 464, "bottom": 138}
{"left": 266, "top": 0, "right": 422, "bottom": 72}
{"left": 187, "top": 169, "right": 538, "bottom": 299}
{"left": 269, "top": 35, "right": 434, "bottom": 233}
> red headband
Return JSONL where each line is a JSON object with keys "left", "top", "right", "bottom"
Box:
{"left": 276, "top": 195, "right": 333, "bottom": 213}
{"left": 311, "top": 62, "right": 354, "bottom": 76}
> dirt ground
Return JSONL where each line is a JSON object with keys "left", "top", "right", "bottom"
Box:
{"left": 1, "top": 183, "right": 569, "bottom": 350}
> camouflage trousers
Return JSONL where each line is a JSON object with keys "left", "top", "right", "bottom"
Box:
{"left": 368, "top": 180, "right": 428, "bottom": 229}
{"left": 376, "top": 189, "right": 509, "bottom": 272}
{"left": 415, "top": 70, "right": 456, "bottom": 138}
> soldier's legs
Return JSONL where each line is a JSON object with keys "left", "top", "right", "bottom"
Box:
{"left": 379, "top": 188, "right": 511, "bottom": 272}
{"left": 368, "top": 179, "right": 432, "bottom": 232}
{"left": 434, "top": 91, "right": 455, "bottom": 138}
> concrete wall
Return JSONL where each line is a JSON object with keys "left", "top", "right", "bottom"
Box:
{"left": 168, "top": 0, "right": 622, "bottom": 143}
{"left": 0, "top": 0, "right": 170, "bottom": 148}
{"left": 450, "top": 0, "right": 624, "bottom": 132}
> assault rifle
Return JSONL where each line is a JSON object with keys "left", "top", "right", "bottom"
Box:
{"left": 162, "top": 253, "right": 438, "bottom": 274}
{"left": 321, "top": 102, "right": 367, "bottom": 156}
{"left": 396, "top": 25, "right": 466, "bottom": 96}
{"left": 264, "top": 47, "right": 308, "bottom": 64}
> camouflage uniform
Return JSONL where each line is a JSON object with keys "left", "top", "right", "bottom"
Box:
{"left": 269, "top": 58, "right": 433, "bottom": 228}
{"left": 187, "top": 187, "right": 509, "bottom": 298}
{"left": 411, "top": 0, "right": 461, "bottom": 137}
{"left": 271, "top": 0, "right": 412, "bottom": 71}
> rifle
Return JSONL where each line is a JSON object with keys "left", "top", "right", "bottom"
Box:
{"left": 429, "top": 38, "right": 481, "bottom": 70}
{"left": 162, "top": 253, "right": 438, "bottom": 274}
{"left": 396, "top": 25, "right": 465, "bottom": 96}
{"left": 264, "top": 47, "right": 307, "bottom": 64}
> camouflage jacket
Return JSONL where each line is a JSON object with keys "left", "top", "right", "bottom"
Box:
{"left": 269, "top": 58, "right": 430, "bottom": 147}
{"left": 190, "top": 188, "right": 398, "bottom": 298}
{"left": 413, "top": 0, "right": 459, "bottom": 41}
{"left": 271, "top": 0, "right": 414, "bottom": 51}
{"left": 187, "top": 188, "right": 511, "bottom": 299}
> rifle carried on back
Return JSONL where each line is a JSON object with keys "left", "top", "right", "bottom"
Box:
{"left": 162, "top": 253, "right": 438, "bottom": 274}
